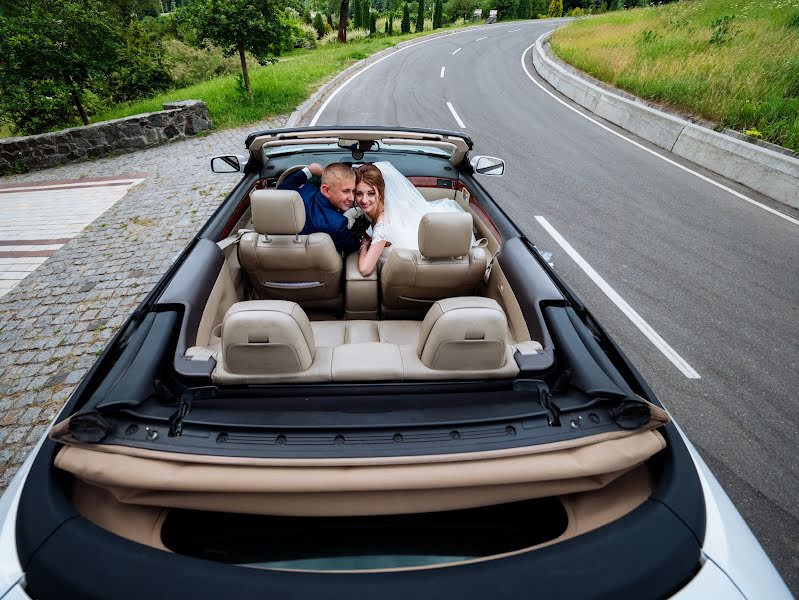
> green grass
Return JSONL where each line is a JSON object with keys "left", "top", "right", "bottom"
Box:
{"left": 551, "top": 0, "right": 799, "bottom": 152}
{"left": 81, "top": 24, "right": 480, "bottom": 132}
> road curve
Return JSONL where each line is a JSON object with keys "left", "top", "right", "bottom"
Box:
{"left": 306, "top": 20, "right": 799, "bottom": 590}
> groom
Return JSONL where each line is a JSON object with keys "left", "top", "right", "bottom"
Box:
{"left": 277, "top": 162, "right": 359, "bottom": 253}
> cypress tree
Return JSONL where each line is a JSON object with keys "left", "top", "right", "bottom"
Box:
{"left": 353, "top": 0, "right": 362, "bottom": 27}
{"left": 433, "top": 0, "right": 442, "bottom": 27}
{"left": 388, "top": 13, "right": 394, "bottom": 33}
{"left": 362, "top": 0, "right": 370, "bottom": 30}
{"left": 401, "top": 2, "right": 411, "bottom": 32}
{"left": 415, "top": 0, "right": 424, "bottom": 32}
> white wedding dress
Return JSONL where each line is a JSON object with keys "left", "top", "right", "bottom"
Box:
{"left": 371, "top": 161, "right": 475, "bottom": 250}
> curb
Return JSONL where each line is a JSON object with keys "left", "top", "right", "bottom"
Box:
{"left": 533, "top": 31, "right": 799, "bottom": 210}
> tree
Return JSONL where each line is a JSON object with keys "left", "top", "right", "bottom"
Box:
{"left": 369, "top": 10, "right": 377, "bottom": 34}
{"left": 388, "top": 12, "right": 394, "bottom": 33}
{"left": 107, "top": 19, "right": 173, "bottom": 103}
{"left": 401, "top": 1, "right": 411, "bottom": 32}
{"left": 362, "top": 0, "right": 371, "bottom": 29}
{"left": 353, "top": 0, "right": 362, "bottom": 26}
{"left": 516, "top": 0, "right": 531, "bottom": 18}
{"left": 444, "top": 0, "right": 478, "bottom": 21}
{"left": 415, "top": 0, "right": 424, "bottom": 31}
{"left": 547, "top": 0, "right": 562, "bottom": 16}
{"left": 180, "top": 0, "right": 290, "bottom": 99}
{"left": 338, "top": 0, "right": 349, "bottom": 41}
{"left": 0, "top": 0, "right": 121, "bottom": 132}
{"left": 313, "top": 12, "right": 326, "bottom": 37}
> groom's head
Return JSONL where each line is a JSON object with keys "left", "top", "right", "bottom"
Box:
{"left": 320, "top": 163, "right": 356, "bottom": 212}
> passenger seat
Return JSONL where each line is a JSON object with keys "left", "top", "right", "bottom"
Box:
{"left": 381, "top": 212, "right": 487, "bottom": 318}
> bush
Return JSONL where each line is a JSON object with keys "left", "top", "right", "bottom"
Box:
{"left": 313, "top": 12, "right": 326, "bottom": 38}
{"left": 163, "top": 39, "right": 258, "bottom": 88}
{"left": 567, "top": 7, "right": 584, "bottom": 16}
{"left": 547, "top": 0, "right": 562, "bottom": 17}
{"left": 106, "top": 20, "right": 173, "bottom": 103}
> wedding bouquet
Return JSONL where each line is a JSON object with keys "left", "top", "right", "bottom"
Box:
{"left": 343, "top": 206, "right": 371, "bottom": 239}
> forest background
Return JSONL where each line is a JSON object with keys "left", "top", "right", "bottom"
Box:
{"left": 0, "top": 0, "right": 662, "bottom": 138}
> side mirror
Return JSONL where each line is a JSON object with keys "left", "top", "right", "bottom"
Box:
{"left": 211, "top": 154, "right": 248, "bottom": 173}
{"left": 470, "top": 156, "right": 505, "bottom": 176}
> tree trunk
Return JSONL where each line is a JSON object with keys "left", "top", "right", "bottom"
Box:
{"left": 238, "top": 44, "right": 252, "bottom": 99}
{"left": 338, "top": 0, "right": 348, "bottom": 42}
{"left": 67, "top": 78, "right": 89, "bottom": 126}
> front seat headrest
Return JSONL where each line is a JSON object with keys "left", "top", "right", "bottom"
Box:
{"left": 251, "top": 189, "right": 306, "bottom": 235}
{"left": 418, "top": 212, "right": 473, "bottom": 259}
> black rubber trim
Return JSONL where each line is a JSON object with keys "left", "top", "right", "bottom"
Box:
{"left": 157, "top": 239, "right": 223, "bottom": 380}
{"left": 22, "top": 496, "right": 698, "bottom": 600}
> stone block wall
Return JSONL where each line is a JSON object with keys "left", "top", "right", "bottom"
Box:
{"left": 0, "top": 100, "right": 212, "bottom": 175}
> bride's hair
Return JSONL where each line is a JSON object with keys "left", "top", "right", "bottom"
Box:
{"left": 355, "top": 163, "right": 385, "bottom": 215}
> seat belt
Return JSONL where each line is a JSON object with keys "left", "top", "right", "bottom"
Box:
{"left": 217, "top": 229, "right": 254, "bottom": 251}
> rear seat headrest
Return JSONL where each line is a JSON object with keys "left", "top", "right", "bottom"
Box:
{"left": 221, "top": 301, "right": 315, "bottom": 375}
{"left": 417, "top": 297, "right": 509, "bottom": 370}
{"left": 418, "top": 212, "right": 473, "bottom": 259}
{"left": 251, "top": 189, "right": 306, "bottom": 235}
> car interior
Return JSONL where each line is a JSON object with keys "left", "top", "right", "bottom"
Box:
{"left": 32, "top": 132, "right": 703, "bottom": 590}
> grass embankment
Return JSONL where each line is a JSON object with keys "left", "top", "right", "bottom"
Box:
{"left": 551, "top": 0, "right": 799, "bottom": 152}
{"left": 92, "top": 25, "right": 473, "bottom": 131}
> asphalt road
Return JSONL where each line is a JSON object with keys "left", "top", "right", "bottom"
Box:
{"left": 306, "top": 20, "right": 799, "bottom": 591}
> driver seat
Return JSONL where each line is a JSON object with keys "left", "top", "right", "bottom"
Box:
{"left": 238, "top": 189, "right": 343, "bottom": 310}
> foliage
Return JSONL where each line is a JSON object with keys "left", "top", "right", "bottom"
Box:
{"left": 106, "top": 19, "right": 173, "bottom": 103}
{"left": 162, "top": 39, "right": 256, "bottom": 87}
{"left": 353, "top": 0, "right": 363, "bottom": 26}
{"left": 402, "top": 1, "right": 412, "bottom": 32}
{"left": 370, "top": 10, "right": 378, "bottom": 33}
{"left": 709, "top": 15, "right": 735, "bottom": 44}
{"left": 415, "top": 0, "right": 425, "bottom": 31}
{"left": 551, "top": 0, "right": 799, "bottom": 152}
{"left": 445, "top": 0, "right": 478, "bottom": 22}
{"left": 178, "top": 0, "right": 291, "bottom": 98}
{"left": 547, "top": 0, "right": 562, "bottom": 18}
{"left": 567, "top": 6, "right": 584, "bottom": 16}
{"left": 0, "top": 0, "right": 121, "bottom": 133}
{"left": 313, "top": 12, "right": 327, "bottom": 37}
{"left": 433, "top": 0, "right": 443, "bottom": 28}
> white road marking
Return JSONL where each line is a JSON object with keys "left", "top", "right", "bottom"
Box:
{"left": 535, "top": 216, "right": 701, "bottom": 379}
{"left": 475, "top": 36, "right": 488, "bottom": 41}
{"left": 452, "top": 47, "right": 462, "bottom": 55}
{"left": 447, "top": 102, "right": 466, "bottom": 128}
{"left": 521, "top": 36, "right": 799, "bottom": 227}
{"left": 310, "top": 23, "right": 522, "bottom": 126}
{"left": 440, "top": 66, "right": 446, "bottom": 78}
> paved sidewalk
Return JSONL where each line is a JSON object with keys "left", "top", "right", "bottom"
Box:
{"left": 0, "top": 175, "right": 146, "bottom": 298}
{"left": 0, "top": 113, "right": 288, "bottom": 490}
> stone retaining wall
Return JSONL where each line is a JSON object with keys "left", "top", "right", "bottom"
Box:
{"left": 0, "top": 100, "right": 212, "bottom": 175}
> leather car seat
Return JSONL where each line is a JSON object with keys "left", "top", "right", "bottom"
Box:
{"left": 381, "top": 212, "right": 487, "bottom": 318}
{"left": 238, "top": 189, "right": 343, "bottom": 310}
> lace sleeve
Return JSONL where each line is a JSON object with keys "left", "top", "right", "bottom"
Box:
{"left": 371, "top": 221, "right": 388, "bottom": 243}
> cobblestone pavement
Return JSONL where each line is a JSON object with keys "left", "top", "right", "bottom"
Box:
{"left": 0, "top": 113, "right": 288, "bottom": 491}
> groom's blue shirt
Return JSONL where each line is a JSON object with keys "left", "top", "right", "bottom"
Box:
{"left": 277, "top": 170, "right": 358, "bottom": 254}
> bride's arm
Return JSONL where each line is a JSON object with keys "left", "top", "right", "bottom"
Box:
{"left": 358, "top": 237, "right": 386, "bottom": 277}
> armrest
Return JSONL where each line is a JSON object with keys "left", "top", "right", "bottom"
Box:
{"left": 345, "top": 251, "right": 377, "bottom": 281}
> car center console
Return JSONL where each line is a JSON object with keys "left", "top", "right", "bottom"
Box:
{"left": 344, "top": 252, "right": 378, "bottom": 320}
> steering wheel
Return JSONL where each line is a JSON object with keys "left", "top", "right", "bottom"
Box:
{"left": 276, "top": 165, "right": 309, "bottom": 188}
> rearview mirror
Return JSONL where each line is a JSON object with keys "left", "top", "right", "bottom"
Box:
{"left": 337, "top": 139, "right": 379, "bottom": 152}
{"left": 211, "top": 155, "right": 248, "bottom": 173}
{"left": 470, "top": 156, "right": 505, "bottom": 176}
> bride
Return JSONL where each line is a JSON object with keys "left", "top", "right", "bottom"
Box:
{"left": 354, "top": 161, "right": 474, "bottom": 277}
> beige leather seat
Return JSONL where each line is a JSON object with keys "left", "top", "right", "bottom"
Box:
{"left": 212, "top": 298, "right": 518, "bottom": 384}
{"left": 238, "top": 190, "right": 343, "bottom": 310}
{"left": 381, "top": 212, "right": 487, "bottom": 318}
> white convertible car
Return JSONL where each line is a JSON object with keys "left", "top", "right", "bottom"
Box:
{"left": 0, "top": 127, "right": 789, "bottom": 599}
